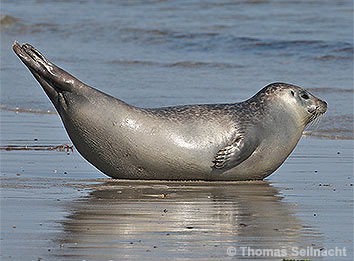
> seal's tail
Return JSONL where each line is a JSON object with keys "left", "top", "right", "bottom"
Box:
{"left": 12, "top": 41, "right": 86, "bottom": 94}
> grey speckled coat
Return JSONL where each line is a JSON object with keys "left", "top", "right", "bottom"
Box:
{"left": 13, "top": 42, "right": 327, "bottom": 180}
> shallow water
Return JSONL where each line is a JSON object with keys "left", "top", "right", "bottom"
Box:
{"left": 0, "top": 0, "right": 353, "bottom": 260}
{"left": 1, "top": 0, "right": 353, "bottom": 139}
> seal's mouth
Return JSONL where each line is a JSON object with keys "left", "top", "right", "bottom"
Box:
{"left": 305, "top": 100, "right": 327, "bottom": 127}
{"left": 308, "top": 99, "right": 327, "bottom": 115}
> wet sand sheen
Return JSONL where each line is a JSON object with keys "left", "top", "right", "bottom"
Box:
{"left": 0, "top": 178, "right": 321, "bottom": 260}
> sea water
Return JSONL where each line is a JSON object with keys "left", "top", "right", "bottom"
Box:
{"left": 1, "top": 0, "right": 353, "bottom": 140}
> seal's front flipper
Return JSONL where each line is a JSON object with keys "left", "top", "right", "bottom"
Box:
{"left": 12, "top": 41, "right": 85, "bottom": 93}
{"left": 213, "top": 136, "right": 257, "bottom": 170}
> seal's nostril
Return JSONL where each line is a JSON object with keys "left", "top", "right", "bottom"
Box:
{"left": 322, "top": 101, "right": 328, "bottom": 109}
{"left": 321, "top": 101, "right": 328, "bottom": 113}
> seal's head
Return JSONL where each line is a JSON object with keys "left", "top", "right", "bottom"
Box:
{"left": 257, "top": 82, "right": 327, "bottom": 127}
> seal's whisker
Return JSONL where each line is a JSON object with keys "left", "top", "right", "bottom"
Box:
{"left": 311, "top": 113, "right": 319, "bottom": 127}
{"left": 307, "top": 120, "right": 315, "bottom": 130}
{"left": 305, "top": 114, "right": 315, "bottom": 129}
{"left": 305, "top": 110, "right": 322, "bottom": 130}
{"left": 313, "top": 114, "right": 323, "bottom": 130}
{"left": 311, "top": 111, "right": 324, "bottom": 131}
{"left": 310, "top": 118, "right": 317, "bottom": 130}
{"left": 312, "top": 112, "right": 321, "bottom": 128}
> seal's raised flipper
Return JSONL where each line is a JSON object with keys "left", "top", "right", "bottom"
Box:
{"left": 213, "top": 136, "right": 257, "bottom": 170}
{"left": 12, "top": 41, "right": 86, "bottom": 94}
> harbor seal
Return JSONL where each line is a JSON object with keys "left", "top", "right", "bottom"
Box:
{"left": 13, "top": 42, "right": 327, "bottom": 181}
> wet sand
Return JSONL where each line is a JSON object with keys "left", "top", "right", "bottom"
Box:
{"left": 1, "top": 110, "right": 353, "bottom": 260}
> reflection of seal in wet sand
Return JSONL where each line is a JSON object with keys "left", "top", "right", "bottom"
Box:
{"left": 13, "top": 42, "right": 327, "bottom": 181}
{"left": 59, "top": 181, "right": 317, "bottom": 259}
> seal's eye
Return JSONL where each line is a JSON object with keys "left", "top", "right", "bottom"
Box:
{"left": 301, "top": 93, "right": 309, "bottom": 100}
{"left": 290, "top": 90, "right": 295, "bottom": 96}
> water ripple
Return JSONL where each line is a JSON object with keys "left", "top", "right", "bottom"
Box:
{"left": 107, "top": 59, "right": 243, "bottom": 69}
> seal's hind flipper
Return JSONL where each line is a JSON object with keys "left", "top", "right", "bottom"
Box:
{"left": 12, "top": 41, "right": 86, "bottom": 93}
{"left": 213, "top": 136, "right": 257, "bottom": 170}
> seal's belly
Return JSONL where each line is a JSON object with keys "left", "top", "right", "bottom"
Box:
{"left": 63, "top": 112, "right": 233, "bottom": 180}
